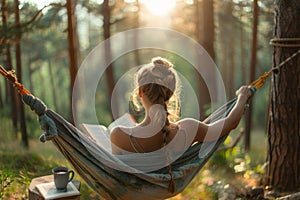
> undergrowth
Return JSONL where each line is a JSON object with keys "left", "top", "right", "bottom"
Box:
{"left": 0, "top": 122, "right": 266, "bottom": 200}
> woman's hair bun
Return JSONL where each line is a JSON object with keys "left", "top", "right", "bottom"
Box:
{"left": 151, "top": 57, "right": 173, "bottom": 68}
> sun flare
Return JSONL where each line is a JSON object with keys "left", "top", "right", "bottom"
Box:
{"left": 140, "top": 0, "right": 176, "bottom": 16}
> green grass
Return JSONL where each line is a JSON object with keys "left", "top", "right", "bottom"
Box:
{"left": 0, "top": 137, "right": 99, "bottom": 199}
{"left": 169, "top": 128, "right": 267, "bottom": 199}
{"left": 0, "top": 123, "right": 267, "bottom": 200}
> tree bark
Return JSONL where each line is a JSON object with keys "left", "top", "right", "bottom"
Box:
{"left": 0, "top": 82, "right": 3, "bottom": 108}
{"left": 265, "top": 0, "right": 300, "bottom": 192}
{"left": 47, "top": 60, "right": 58, "bottom": 111}
{"left": 194, "top": 0, "right": 211, "bottom": 120}
{"left": 14, "top": 0, "right": 29, "bottom": 148}
{"left": 227, "top": 1, "right": 235, "bottom": 97}
{"left": 133, "top": 0, "right": 141, "bottom": 66}
{"left": 201, "top": 0, "right": 215, "bottom": 61}
{"left": 66, "top": 0, "right": 79, "bottom": 121}
{"left": 244, "top": 0, "right": 259, "bottom": 151}
{"left": 102, "top": 0, "right": 118, "bottom": 119}
{"left": 1, "top": 0, "right": 18, "bottom": 133}
{"left": 240, "top": 17, "right": 246, "bottom": 85}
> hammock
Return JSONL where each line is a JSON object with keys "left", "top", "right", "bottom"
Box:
{"left": 21, "top": 94, "right": 234, "bottom": 200}
{"left": 1, "top": 49, "right": 298, "bottom": 199}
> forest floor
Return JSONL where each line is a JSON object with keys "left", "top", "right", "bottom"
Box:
{"left": 0, "top": 128, "right": 268, "bottom": 200}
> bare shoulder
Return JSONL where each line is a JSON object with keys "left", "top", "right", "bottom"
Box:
{"left": 110, "top": 126, "right": 132, "bottom": 154}
{"left": 175, "top": 118, "right": 209, "bottom": 142}
{"left": 110, "top": 127, "right": 120, "bottom": 142}
{"left": 110, "top": 126, "right": 129, "bottom": 143}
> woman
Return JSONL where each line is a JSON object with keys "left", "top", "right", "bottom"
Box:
{"left": 110, "top": 57, "right": 253, "bottom": 155}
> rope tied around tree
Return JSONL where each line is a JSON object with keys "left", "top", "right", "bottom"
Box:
{"left": 270, "top": 38, "right": 300, "bottom": 48}
{"left": 249, "top": 47, "right": 300, "bottom": 90}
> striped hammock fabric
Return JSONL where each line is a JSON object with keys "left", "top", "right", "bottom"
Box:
{"left": 23, "top": 94, "right": 235, "bottom": 200}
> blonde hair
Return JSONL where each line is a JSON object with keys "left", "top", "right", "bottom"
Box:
{"left": 132, "top": 57, "right": 181, "bottom": 124}
{"left": 132, "top": 57, "right": 180, "bottom": 192}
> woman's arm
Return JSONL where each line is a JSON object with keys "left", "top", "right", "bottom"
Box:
{"left": 178, "top": 86, "right": 253, "bottom": 143}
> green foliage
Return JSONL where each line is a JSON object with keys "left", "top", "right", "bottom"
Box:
{"left": 180, "top": 169, "right": 219, "bottom": 199}
{"left": 209, "top": 133, "right": 266, "bottom": 189}
{"left": 0, "top": 151, "right": 43, "bottom": 199}
{"left": 0, "top": 0, "right": 276, "bottom": 198}
{"left": 0, "top": 139, "right": 99, "bottom": 199}
{"left": 0, "top": 170, "right": 13, "bottom": 200}
{"left": 0, "top": 152, "right": 54, "bottom": 175}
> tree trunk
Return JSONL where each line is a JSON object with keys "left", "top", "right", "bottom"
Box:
{"left": 201, "top": 0, "right": 215, "bottom": 61}
{"left": 14, "top": 0, "right": 29, "bottom": 148}
{"left": 102, "top": 0, "right": 118, "bottom": 119}
{"left": 27, "top": 57, "right": 34, "bottom": 93}
{"left": 1, "top": 0, "right": 18, "bottom": 134}
{"left": 194, "top": 0, "right": 211, "bottom": 120}
{"left": 216, "top": 1, "right": 230, "bottom": 96}
{"left": 244, "top": 0, "right": 259, "bottom": 151}
{"left": 0, "top": 82, "right": 3, "bottom": 108}
{"left": 240, "top": 18, "right": 246, "bottom": 85}
{"left": 66, "top": 0, "right": 79, "bottom": 121}
{"left": 227, "top": 1, "right": 235, "bottom": 97}
{"left": 48, "top": 60, "right": 58, "bottom": 110}
{"left": 265, "top": 0, "right": 300, "bottom": 192}
{"left": 133, "top": 0, "right": 141, "bottom": 66}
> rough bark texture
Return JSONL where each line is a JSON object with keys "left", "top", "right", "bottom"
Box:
{"left": 14, "top": 0, "right": 29, "bottom": 148}
{"left": 194, "top": 0, "right": 214, "bottom": 120}
{"left": 1, "top": 0, "right": 18, "bottom": 132}
{"left": 265, "top": 0, "right": 300, "bottom": 192}
{"left": 102, "top": 0, "right": 118, "bottom": 119}
{"left": 66, "top": 0, "right": 79, "bottom": 121}
{"left": 244, "top": 0, "right": 259, "bottom": 151}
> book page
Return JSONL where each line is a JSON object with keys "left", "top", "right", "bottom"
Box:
{"left": 81, "top": 124, "right": 108, "bottom": 143}
{"left": 108, "top": 113, "right": 136, "bottom": 131}
{"left": 81, "top": 113, "right": 136, "bottom": 153}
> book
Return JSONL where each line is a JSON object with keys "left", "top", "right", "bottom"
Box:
{"left": 35, "top": 181, "right": 80, "bottom": 200}
{"left": 81, "top": 113, "right": 136, "bottom": 152}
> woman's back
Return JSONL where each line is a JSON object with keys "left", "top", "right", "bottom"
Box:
{"left": 110, "top": 122, "right": 188, "bottom": 154}
{"left": 110, "top": 57, "right": 253, "bottom": 155}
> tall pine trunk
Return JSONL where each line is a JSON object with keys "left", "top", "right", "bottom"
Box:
{"left": 194, "top": 0, "right": 212, "bottom": 120}
{"left": 48, "top": 60, "right": 58, "bottom": 110}
{"left": 66, "top": 0, "right": 79, "bottom": 122}
{"left": 0, "top": 82, "right": 3, "bottom": 108}
{"left": 102, "top": 0, "right": 118, "bottom": 119}
{"left": 1, "top": 0, "right": 18, "bottom": 134}
{"left": 227, "top": 1, "right": 235, "bottom": 97}
{"left": 265, "top": 0, "right": 300, "bottom": 192}
{"left": 133, "top": 0, "right": 141, "bottom": 66}
{"left": 14, "top": 0, "right": 29, "bottom": 148}
{"left": 244, "top": 0, "right": 259, "bottom": 151}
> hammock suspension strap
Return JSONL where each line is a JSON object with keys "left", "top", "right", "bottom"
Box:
{"left": 249, "top": 37, "right": 300, "bottom": 90}
{"left": 249, "top": 48, "right": 300, "bottom": 90}
{"left": 0, "top": 65, "right": 31, "bottom": 95}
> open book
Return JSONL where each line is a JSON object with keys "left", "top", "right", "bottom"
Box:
{"left": 81, "top": 113, "right": 136, "bottom": 152}
{"left": 35, "top": 181, "right": 80, "bottom": 200}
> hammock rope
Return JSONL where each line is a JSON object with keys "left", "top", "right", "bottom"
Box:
{"left": 248, "top": 48, "right": 300, "bottom": 90}
{"left": 0, "top": 48, "right": 299, "bottom": 199}
{"left": 0, "top": 66, "right": 31, "bottom": 95}
{"left": 269, "top": 37, "right": 300, "bottom": 48}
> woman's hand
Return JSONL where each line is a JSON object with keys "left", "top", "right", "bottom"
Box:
{"left": 235, "top": 86, "right": 253, "bottom": 101}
